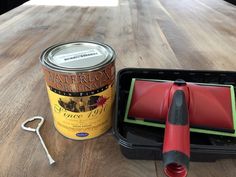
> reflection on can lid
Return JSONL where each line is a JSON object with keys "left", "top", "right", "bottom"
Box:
{"left": 40, "top": 41, "right": 115, "bottom": 72}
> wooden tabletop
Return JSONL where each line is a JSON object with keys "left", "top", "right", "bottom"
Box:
{"left": 0, "top": 0, "right": 236, "bottom": 176}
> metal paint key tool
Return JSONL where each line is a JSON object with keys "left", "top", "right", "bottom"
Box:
{"left": 21, "top": 116, "right": 55, "bottom": 165}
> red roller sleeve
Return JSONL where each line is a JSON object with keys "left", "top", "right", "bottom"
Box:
{"left": 128, "top": 80, "right": 234, "bottom": 132}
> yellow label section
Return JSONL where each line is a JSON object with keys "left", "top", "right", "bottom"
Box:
{"left": 46, "top": 85, "right": 114, "bottom": 140}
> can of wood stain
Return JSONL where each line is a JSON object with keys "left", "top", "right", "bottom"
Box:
{"left": 40, "top": 41, "right": 116, "bottom": 140}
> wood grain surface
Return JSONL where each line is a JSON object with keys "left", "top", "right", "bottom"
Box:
{"left": 0, "top": 0, "right": 236, "bottom": 177}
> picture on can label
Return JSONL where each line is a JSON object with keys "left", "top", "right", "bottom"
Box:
{"left": 58, "top": 95, "right": 109, "bottom": 112}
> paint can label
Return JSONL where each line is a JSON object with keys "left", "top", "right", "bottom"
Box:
{"left": 43, "top": 63, "right": 115, "bottom": 140}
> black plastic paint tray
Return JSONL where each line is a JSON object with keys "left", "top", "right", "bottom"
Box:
{"left": 113, "top": 68, "right": 236, "bottom": 162}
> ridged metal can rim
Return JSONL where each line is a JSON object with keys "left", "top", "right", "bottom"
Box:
{"left": 40, "top": 41, "right": 116, "bottom": 73}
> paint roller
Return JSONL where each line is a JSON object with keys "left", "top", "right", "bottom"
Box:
{"left": 124, "top": 78, "right": 236, "bottom": 177}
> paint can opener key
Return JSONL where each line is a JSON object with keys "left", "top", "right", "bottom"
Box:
{"left": 21, "top": 116, "right": 55, "bottom": 165}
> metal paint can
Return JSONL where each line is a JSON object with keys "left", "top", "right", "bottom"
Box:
{"left": 40, "top": 41, "right": 116, "bottom": 140}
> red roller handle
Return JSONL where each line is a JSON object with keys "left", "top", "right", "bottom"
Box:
{"left": 163, "top": 81, "right": 190, "bottom": 177}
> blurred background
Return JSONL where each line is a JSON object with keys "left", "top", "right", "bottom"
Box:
{"left": 0, "top": 0, "right": 28, "bottom": 14}
{"left": 0, "top": 0, "right": 235, "bottom": 15}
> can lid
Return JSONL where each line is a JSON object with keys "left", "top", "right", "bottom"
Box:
{"left": 40, "top": 41, "right": 115, "bottom": 72}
